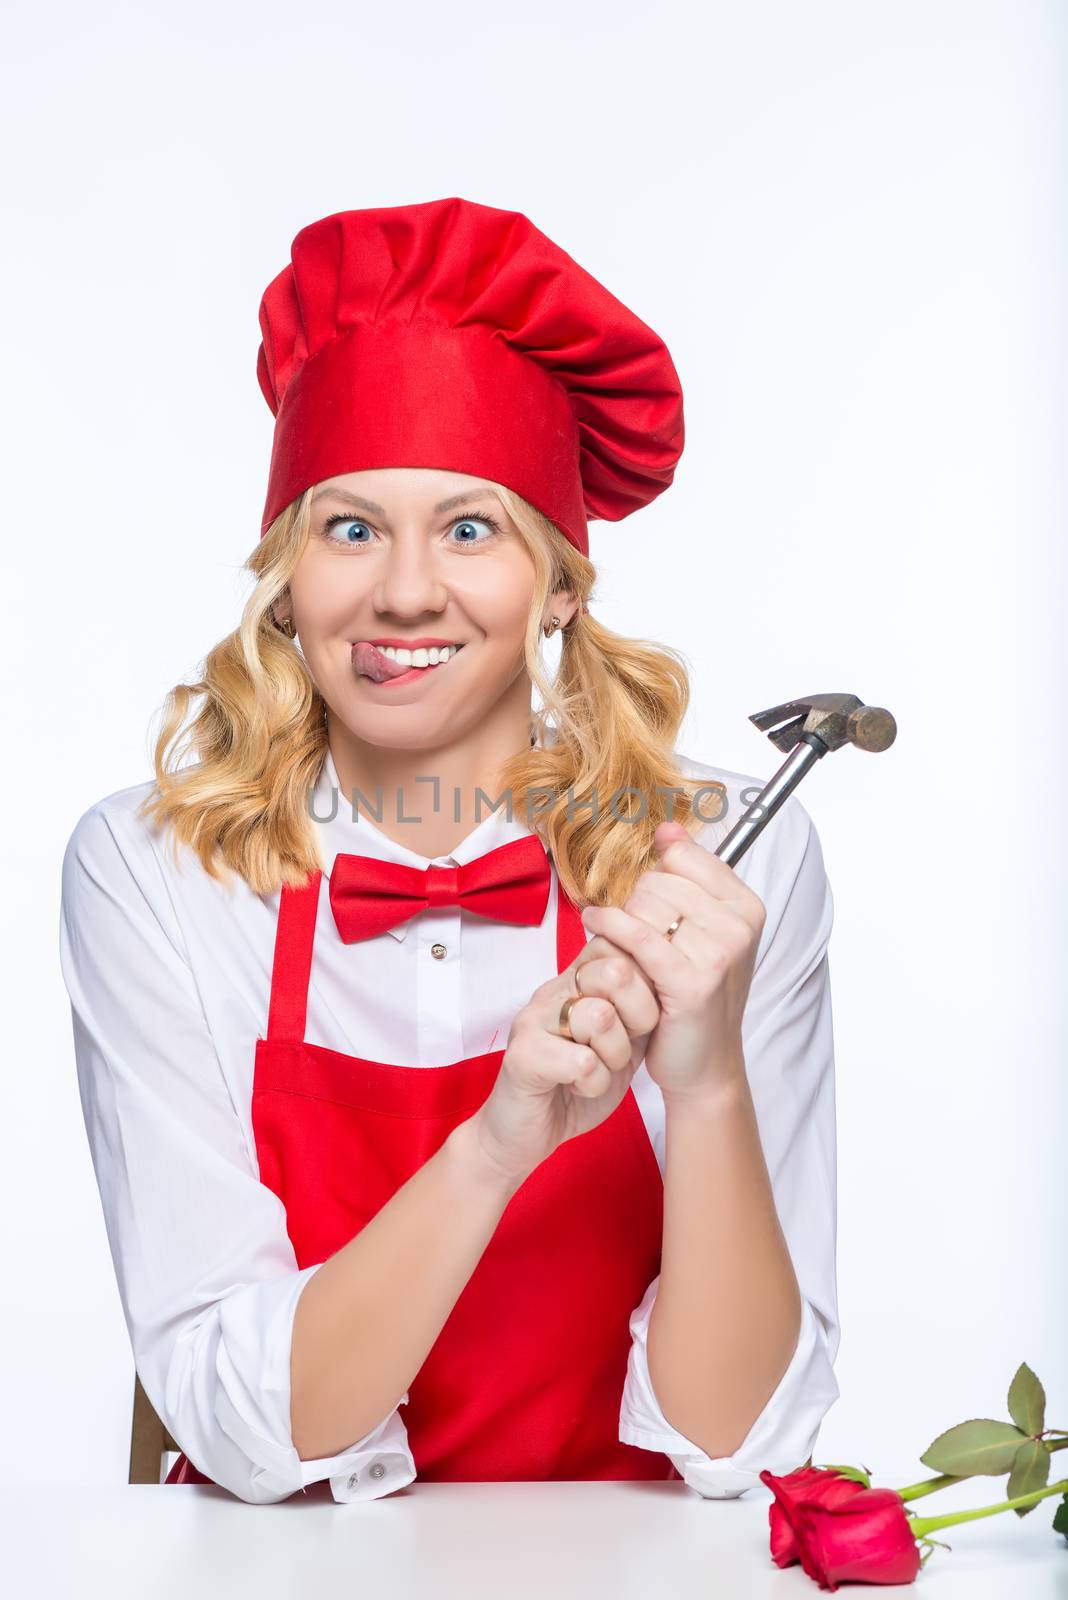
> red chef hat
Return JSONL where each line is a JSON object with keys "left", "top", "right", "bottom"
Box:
{"left": 255, "top": 197, "right": 685, "bottom": 557}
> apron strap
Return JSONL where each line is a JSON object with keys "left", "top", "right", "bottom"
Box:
{"left": 265, "top": 869, "right": 322, "bottom": 1042}
{"left": 556, "top": 880, "right": 589, "bottom": 969}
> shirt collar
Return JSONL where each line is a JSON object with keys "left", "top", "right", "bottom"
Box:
{"left": 309, "top": 738, "right": 549, "bottom": 943}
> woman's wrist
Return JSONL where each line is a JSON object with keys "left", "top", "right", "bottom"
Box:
{"left": 444, "top": 1111, "right": 529, "bottom": 1205}
{"left": 660, "top": 1055, "right": 750, "bottom": 1118}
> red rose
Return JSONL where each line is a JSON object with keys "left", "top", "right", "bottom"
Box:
{"left": 793, "top": 1486, "right": 921, "bottom": 1591}
{"left": 760, "top": 1468, "right": 869, "bottom": 1568}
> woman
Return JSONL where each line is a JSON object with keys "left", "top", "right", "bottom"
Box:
{"left": 59, "top": 197, "right": 840, "bottom": 1505}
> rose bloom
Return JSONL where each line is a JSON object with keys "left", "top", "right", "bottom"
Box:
{"left": 760, "top": 1468, "right": 921, "bottom": 1591}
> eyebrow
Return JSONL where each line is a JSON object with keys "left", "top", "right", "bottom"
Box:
{"left": 310, "top": 487, "right": 496, "bottom": 516}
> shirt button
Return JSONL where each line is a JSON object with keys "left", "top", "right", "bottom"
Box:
{"left": 430, "top": 943, "right": 447, "bottom": 959}
{"left": 347, "top": 1471, "right": 360, "bottom": 1489}
{"left": 369, "top": 1462, "right": 387, "bottom": 1480}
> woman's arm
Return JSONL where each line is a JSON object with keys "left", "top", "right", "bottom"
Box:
{"left": 620, "top": 795, "right": 840, "bottom": 1493}
{"left": 650, "top": 1067, "right": 802, "bottom": 1456}
{"left": 289, "top": 1116, "right": 518, "bottom": 1459}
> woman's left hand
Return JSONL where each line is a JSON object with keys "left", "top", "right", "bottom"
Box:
{"left": 577, "top": 820, "right": 766, "bottom": 1100}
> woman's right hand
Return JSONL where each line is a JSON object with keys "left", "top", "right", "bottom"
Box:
{"left": 467, "top": 938, "right": 661, "bottom": 1191}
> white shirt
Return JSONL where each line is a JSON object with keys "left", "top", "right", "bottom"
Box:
{"left": 58, "top": 741, "right": 840, "bottom": 1506}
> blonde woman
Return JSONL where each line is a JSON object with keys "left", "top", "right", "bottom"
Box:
{"left": 59, "top": 199, "right": 839, "bottom": 1505}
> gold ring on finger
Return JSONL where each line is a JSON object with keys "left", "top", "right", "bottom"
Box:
{"left": 665, "top": 915, "right": 683, "bottom": 940}
{"left": 559, "top": 994, "right": 582, "bottom": 1041}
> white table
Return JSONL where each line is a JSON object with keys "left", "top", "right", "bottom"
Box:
{"left": 8, "top": 1481, "right": 1067, "bottom": 1598}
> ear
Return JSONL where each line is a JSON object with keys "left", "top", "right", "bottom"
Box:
{"left": 549, "top": 584, "right": 581, "bottom": 629}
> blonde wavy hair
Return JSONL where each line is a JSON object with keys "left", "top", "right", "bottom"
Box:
{"left": 138, "top": 482, "right": 724, "bottom": 907}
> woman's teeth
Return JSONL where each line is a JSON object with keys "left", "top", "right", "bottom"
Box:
{"left": 376, "top": 644, "right": 462, "bottom": 667}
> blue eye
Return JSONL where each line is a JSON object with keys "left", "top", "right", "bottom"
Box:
{"left": 321, "top": 516, "right": 374, "bottom": 545}
{"left": 449, "top": 515, "right": 502, "bottom": 545}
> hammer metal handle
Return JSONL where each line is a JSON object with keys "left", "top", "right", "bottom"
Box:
{"left": 714, "top": 735, "right": 828, "bottom": 869}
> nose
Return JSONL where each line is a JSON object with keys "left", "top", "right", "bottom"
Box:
{"left": 372, "top": 529, "right": 449, "bottom": 618}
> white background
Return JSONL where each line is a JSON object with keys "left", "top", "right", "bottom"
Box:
{"left": 3, "top": 0, "right": 1064, "bottom": 1500}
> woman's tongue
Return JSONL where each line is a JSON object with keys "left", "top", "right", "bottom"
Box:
{"left": 352, "top": 642, "right": 427, "bottom": 682}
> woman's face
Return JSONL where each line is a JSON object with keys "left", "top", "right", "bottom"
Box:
{"left": 283, "top": 467, "right": 572, "bottom": 752}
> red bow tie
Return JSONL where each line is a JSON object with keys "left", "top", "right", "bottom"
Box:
{"left": 329, "top": 835, "right": 552, "bottom": 943}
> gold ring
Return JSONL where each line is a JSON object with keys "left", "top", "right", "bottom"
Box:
{"left": 665, "top": 916, "right": 683, "bottom": 940}
{"left": 559, "top": 994, "right": 581, "bottom": 1041}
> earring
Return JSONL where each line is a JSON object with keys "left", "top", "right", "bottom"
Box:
{"left": 274, "top": 614, "right": 295, "bottom": 638}
{"left": 543, "top": 615, "right": 561, "bottom": 638}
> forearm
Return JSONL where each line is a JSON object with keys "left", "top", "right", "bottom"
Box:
{"left": 290, "top": 1111, "right": 519, "bottom": 1460}
{"left": 648, "top": 1050, "right": 802, "bottom": 1459}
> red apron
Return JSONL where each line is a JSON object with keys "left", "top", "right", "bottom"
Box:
{"left": 167, "top": 868, "right": 678, "bottom": 1489}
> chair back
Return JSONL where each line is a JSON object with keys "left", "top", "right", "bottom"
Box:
{"left": 129, "top": 1374, "right": 179, "bottom": 1483}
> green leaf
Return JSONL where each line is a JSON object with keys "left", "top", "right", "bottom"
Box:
{"left": 920, "top": 1419, "right": 1028, "bottom": 1477}
{"left": 1006, "top": 1438, "right": 1051, "bottom": 1518}
{"left": 816, "top": 1463, "right": 872, "bottom": 1487}
{"left": 1051, "top": 1492, "right": 1068, "bottom": 1539}
{"left": 1007, "top": 1362, "right": 1046, "bottom": 1437}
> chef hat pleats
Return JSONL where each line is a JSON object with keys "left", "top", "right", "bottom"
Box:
{"left": 256, "top": 197, "right": 685, "bottom": 557}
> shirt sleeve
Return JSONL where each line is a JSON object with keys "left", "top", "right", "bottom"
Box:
{"left": 618, "top": 794, "right": 840, "bottom": 1496}
{"left": 59, "top": 799, "right": 417, "bottom": 1505}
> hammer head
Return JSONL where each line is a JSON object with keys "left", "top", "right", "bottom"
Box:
{"left": 750, "top": 693, "right": 897, "bottom": 755}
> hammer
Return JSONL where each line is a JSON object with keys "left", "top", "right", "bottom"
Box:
{"left": 714, "top": 692, "right": 896, "bottom": 868}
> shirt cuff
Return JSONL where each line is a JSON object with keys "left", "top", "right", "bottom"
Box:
{"left": 213, "top": 1263, "right": 417, "bottom": 1502}
{"left": 618, "top": 1275, "right": 839, "bottom": 1498}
